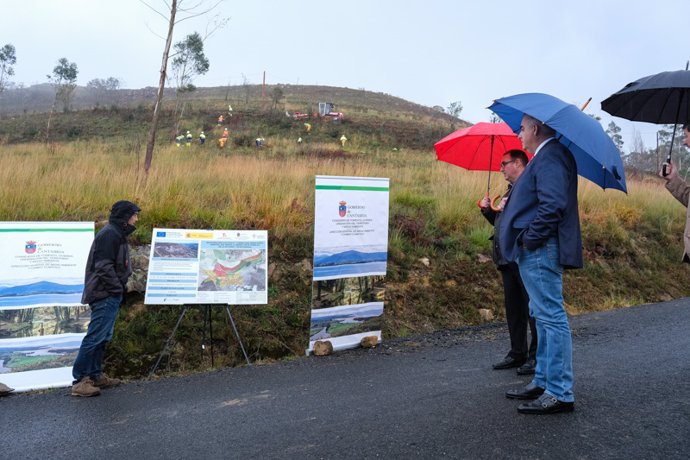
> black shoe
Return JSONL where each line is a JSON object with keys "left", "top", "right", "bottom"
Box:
{"left": 516, "top": 358, "right": 536, "bottom": 375}
{"left": 492, "top": 355, "right": 525, "bottom": 370}
{"left": 505, "top": 382, "right": 545, "bottom": 400}
{"left": 517, "top": 394, "right": 574, "bottom": 414}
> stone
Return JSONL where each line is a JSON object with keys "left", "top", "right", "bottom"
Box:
{"left": 360, "top": 336, "right": 378, "bottom": 348}
{"left": 477, "top": 254, "right": 492, "bottom": 264}
{"left": 419, "top": 257, "right": 430, "bottom": 267}
{"left": 312, "top": 340, "right": 333, "bottom": 356}
{"left": 478, "top": 308, "right": 494, "bottom": 322}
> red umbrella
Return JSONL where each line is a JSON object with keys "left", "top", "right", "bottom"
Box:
{"left": 434, "top": 122, "right": 529, "bottom": 209}
{"left": 434, "top": 122, "right": 527, "bottom": 171}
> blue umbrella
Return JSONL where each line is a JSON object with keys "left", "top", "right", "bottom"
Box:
{"left": 488, "top": 93, "right": 627, "bottom": 193}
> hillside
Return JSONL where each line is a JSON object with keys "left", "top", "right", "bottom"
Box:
{"left": 0, "top": 84, "right": 467, "bottom": 149}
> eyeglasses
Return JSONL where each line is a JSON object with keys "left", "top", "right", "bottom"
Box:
{"left": 500, "top": 160, "right": 517, "bottom": 168}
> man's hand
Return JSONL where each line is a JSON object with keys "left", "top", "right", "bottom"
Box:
{"left": 479, "top": 194, "right": 490, "bottom": 209}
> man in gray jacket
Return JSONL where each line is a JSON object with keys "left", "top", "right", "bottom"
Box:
{"left": 71, "top": 200, "right": 140, "bottom": 397}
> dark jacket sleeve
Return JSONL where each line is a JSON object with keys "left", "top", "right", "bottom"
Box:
{"left": 480, "top": 207, "right": 497, "bottom": 226}
{"left": 521, "top": 148, "right": 573, "bottom": 250}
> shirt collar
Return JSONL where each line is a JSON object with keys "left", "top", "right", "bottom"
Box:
{"left": 533, "top": 137, "right": 556, "bottom": 156}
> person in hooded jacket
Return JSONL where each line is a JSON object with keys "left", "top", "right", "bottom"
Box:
{"left": 71, "top": 200, "right": 140, "bottom": 397}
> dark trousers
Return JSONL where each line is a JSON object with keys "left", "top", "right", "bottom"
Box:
{"left": 500, "top": 266, "right": 537, "bottom": 360}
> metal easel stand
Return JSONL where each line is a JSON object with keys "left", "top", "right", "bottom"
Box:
{"left": 225, "top": 305, "right": 251, "bottom": 366}
{"left": 148, "top": 304, "right": 251, "bottom": 377}
{"left": 148, "top": 305, "right": 189, "bottom": 378}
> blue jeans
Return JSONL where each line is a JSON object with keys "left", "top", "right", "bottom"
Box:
{"left": 72, "top": 295, "right": 122, "bottom": 382}
{"left": 517, "top": 238, "right": 574, "bottom": 402}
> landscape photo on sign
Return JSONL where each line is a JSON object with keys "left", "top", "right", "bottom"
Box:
{"left": 309, "top": 302, "right": 383, "bottom": 342}
{"left": 0, "top": 333, "right": 84, "bottom": 374}
{"left": 311, "top": 275, "right": 385, "bottom": 309}
{"left": 312, "top": 244, "right": 388, "bottom": 280}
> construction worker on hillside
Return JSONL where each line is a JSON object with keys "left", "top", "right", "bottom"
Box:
{"left": 217, "top": 114, "right": 224, "bottom": 125}
{"left": 199, "top": 131, "right": 206, "bottom": 145}
{"left": 222, "top": 127, "right": 229, "bottom": 139}
{"left": 304, "top": 122, "right": 312, "bottom": 133}
{"left": 175, "top": 133, "right": 184, "bottom": 147}
{"left": 185, "top": 130, "right": 193, "bottom": 147}
{"left": 340, "top": 134, "right": 348, "bottom": 147}
{"left": 228, "top": 105, "right": 233, "bottom": 117}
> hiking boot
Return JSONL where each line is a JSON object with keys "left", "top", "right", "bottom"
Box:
{"left": 92, "top": 373, "right": 122, "bottom": 389}
{"left": 0, "top": 382, "right": 14, "bottom": 396}
{"left": 71, "top": 378, "right": 101, "bottom": 397}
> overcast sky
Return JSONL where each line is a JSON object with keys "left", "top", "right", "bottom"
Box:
{"left": 3, "top": 0, "right": 689, "bottom": 150}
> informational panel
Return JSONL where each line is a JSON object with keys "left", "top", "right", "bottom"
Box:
{"left": 145, "top": 229, "right": 268, "bottom": 305}
{"left": 308, "top": 176, "right": 390, "bottom": 353}
{"left": 0, "top": 222, "right": 94, "bottom": 392}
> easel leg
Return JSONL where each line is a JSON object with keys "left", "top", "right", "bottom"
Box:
{"left": 149, "top": 306, "right": 189, "bottom": 378}
{"left": 226, "top": 306, "right": 251, "bottom": 366}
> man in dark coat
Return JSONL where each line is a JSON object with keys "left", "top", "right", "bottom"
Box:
{"left": 71, "top": 200, "right": 140, "bottom": 397}
{"left": 499, "top": 114, "right": 582, "bottom": 415}
{"left": 480, "top": 149, "right": 537, "bottom": 375}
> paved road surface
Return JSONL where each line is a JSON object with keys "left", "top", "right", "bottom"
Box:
{"left": 2, "top": 298, "right": 689, "bottom": 459}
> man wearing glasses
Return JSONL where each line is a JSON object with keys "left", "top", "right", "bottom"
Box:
{"left": 480, "top": 149, "right": 537, "bottom": 377}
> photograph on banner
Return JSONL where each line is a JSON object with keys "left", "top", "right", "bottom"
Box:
{"left": 145, "top": 228, "right": 268, "bottom": 305}
{"left": 0, "top": 222, "right": 94, "bottom": 308}
{"left": 311, "top": 275, "right": 385, "bottom": 309}
{"left": 309, "top": 302, "right": 383, "bottom": 351}
{"left": 0, "top": 333, "right": 83, "bottom": 375}
{"left": 313, "top": 176, "right": 390, "bottom": 281}
{"left": 1, "top": 305, "right": 90, "bottom": 338}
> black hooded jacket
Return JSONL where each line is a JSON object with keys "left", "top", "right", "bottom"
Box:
{"left": 81, "top": 201, "right": 140, "bottom": 305}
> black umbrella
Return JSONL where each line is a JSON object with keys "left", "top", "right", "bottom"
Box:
{"left": 602, "top": 67, "right": 690, "bottom": 173}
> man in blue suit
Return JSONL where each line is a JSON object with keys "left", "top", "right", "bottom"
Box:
{"left": 498, "top": 114, "right": 582, "bottom": 414}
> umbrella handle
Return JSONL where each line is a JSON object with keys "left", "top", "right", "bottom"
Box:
{"left": 477, "top": 194, "right": 505, "bottom": 212}
{"left": 490, "top": 194, "right": 504, "bottom": 212}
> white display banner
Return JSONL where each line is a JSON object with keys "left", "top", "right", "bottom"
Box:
{"left": 145, "top": 228, "right": 268, "bottom": 305}
{"left": 308, "top": 176, "right": 389, "bottom": 353}
{"left": 0, "top": 222, "right": 94, "bottom": 392}
{"left": 313, "top": 176, "right": 390, "bottom": 281}
{"left": 0, "top": 222, "right": 93, "bottom": 308}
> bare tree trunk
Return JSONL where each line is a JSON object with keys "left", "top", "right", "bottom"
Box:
{"left": 45, "top": 97, "right": 57, "bottom": 144}
{"left": 144, "top": 0, "right": 177, "bottom": 174}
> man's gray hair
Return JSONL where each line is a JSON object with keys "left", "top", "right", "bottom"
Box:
{"left": 524, "top": 114, "right": 556, "bottom": 138}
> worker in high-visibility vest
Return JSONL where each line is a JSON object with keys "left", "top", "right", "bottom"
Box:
{"left": 175, "top": 134, "right": 184, "bottom": 147}
{"left": 185, "top": 130, "right": 193, "bottom": 147}
{"left": 304, "top": 122, "right": 312, "bottom": 133}
{"left": 340, "top": 134, "right": 348, "bottom": 147}
{"left": 199, "top": 131, "right": 206, "bottom": 145}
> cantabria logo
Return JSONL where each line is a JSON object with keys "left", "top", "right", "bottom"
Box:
{"left": 338, "top": 201, "right": 347, "bottom": 217}
{"left": 25, "top": 240, "right": 37, "bottom": 254}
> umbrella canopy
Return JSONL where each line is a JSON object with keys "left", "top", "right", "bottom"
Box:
{"left": 434, "top": 122, "right": 528, "bottom": 171}
{"left": 489, "top": 93, "right": 627, "bottom": 193}
{"left": 601, "top": 70, "right": 690, "bottom": 124}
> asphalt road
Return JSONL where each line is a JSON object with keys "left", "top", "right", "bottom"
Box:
{"left": 2, "top": 298, "right": 690, "bottom": 459}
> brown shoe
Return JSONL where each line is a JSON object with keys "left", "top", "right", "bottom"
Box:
{"left": 0, "top": 382, "right": 14, "bottom": 396}
{"left": 71, "top": 378, "right": 101, "bottom": 397}
{"left": 92, "top": 373, "right": 122, "bottom": 389}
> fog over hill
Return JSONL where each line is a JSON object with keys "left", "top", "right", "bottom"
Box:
{"left": 0, "top": 83, "right": 463, "bottom": 124}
